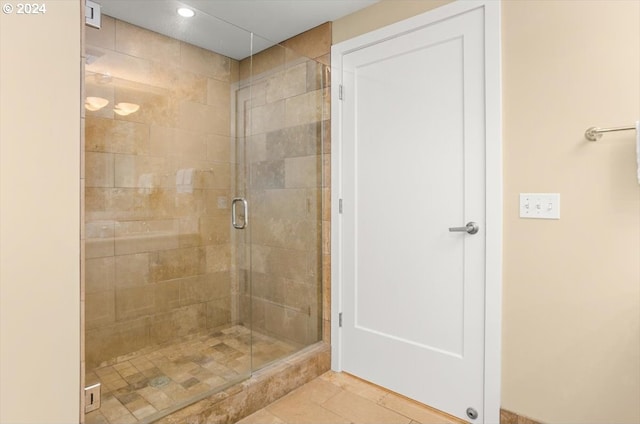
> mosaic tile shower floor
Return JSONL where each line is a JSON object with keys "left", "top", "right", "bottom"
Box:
{"left": 85, "top": 325, "right": 298, "bottom": 424}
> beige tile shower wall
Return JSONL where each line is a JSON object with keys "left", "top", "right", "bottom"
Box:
{"left": 84, "top": 17, "right": 239, "bottom": 370}
{"left": 237, "top": 23, "right": 331, "bottom": 346}
{"left": 334, "top": 1, "right": 640, "bottom": 424}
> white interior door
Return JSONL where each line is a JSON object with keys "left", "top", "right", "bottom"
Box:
{"left": 333, "top": 4, "right": 497, "bottom": 423}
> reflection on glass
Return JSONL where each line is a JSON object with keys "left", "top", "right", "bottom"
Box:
{"left": 113, "top": 102, "right": 140, "bottom": 116}
{"left": 84, "top": 96, "right": 109, "bottom": 111}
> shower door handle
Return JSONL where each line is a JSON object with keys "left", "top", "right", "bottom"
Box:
{"left": 448, "top": 221, "right": 479, "bottom": 234}
{"left": 232, "top": 197, "right": 248, "bottom": 229}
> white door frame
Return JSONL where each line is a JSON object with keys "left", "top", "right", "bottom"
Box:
{"left": 330, "top": 1, "right": 502, "bottom": 422}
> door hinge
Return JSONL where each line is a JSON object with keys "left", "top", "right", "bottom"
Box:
{"left": 85, "top": 0, "right": 101, "bottom": 28}
{"left": 339, "top": 198, "right": 343, "bottom": 214}
{"left": 339, "top": 84, "right": 344, "bottom": 100}
{"left": 338, "top": 312, "right": 343, "bottom": 327}
{"left": 84, "top": 383, "right": 101, "bottom": 413}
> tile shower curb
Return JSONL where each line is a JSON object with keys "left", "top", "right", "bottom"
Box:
{"left": 154, "top": 342, "right": 331, "bottom": 424}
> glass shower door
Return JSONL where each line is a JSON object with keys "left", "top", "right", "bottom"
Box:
{"left": 233, "top": 39, "right": 326, "bottom": 372}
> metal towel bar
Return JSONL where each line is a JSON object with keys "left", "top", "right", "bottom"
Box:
{"left": 585, "top": 124, "right": 636, "bottom": 141}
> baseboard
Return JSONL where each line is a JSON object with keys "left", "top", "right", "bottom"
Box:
{"left": 501, "top": 408, "right": 543, "bottom": 424}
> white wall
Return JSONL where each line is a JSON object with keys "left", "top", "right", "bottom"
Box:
{"left": 0, "top": 1, "right": 81, "bottom": 422}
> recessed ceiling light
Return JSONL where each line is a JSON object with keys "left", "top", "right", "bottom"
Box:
{"left": 177, "top": 7, "right": 195, "bottom": 18}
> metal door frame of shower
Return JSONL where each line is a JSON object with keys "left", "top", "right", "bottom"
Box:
{"left": 330, "top": 1, "right": 503, "bottom": 423}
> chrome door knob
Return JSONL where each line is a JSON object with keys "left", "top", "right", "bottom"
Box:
{"left": 448, "top": 222, "right": 479, "bottom": 234}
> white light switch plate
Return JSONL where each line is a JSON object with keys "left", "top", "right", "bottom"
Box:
{"left": 519, "top": 193, "right": 560, "bottom": 219}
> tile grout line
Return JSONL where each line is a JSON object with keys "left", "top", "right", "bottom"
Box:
{"left": 374, "top": 393, "right": 420, "bottom": 424}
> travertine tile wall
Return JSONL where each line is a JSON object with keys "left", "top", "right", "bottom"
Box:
{"left": 84, "top": 17, "right": 239, "bottom": 371}
{"left": 236, "top": 23, "right": 331, "bottom": 348}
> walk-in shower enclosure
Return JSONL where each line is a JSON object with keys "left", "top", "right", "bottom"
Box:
{"left": 84, "top": 6, "right": 326, "bottom": 422}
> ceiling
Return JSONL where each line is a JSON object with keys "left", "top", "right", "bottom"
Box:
{"left": 98, "top": 0, "right": 379, "bottom": 60}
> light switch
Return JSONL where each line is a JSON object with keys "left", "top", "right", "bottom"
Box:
{"left": 519, "top": 193, "right": 560, "bottom": 219}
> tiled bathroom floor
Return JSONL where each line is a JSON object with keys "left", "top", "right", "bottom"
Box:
{"left": 236, "top": 371, "right": 468, "bottom": 424}
{"left": 85, "top": 325, "right": 298, "bottom": 424}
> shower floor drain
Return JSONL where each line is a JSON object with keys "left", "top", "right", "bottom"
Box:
{"left": 149, "top": 376, "right": 171, "bottom": 388}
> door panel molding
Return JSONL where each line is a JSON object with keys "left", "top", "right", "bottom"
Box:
{"left": 331, "top": 1, "right": 502, "bottom": 423}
